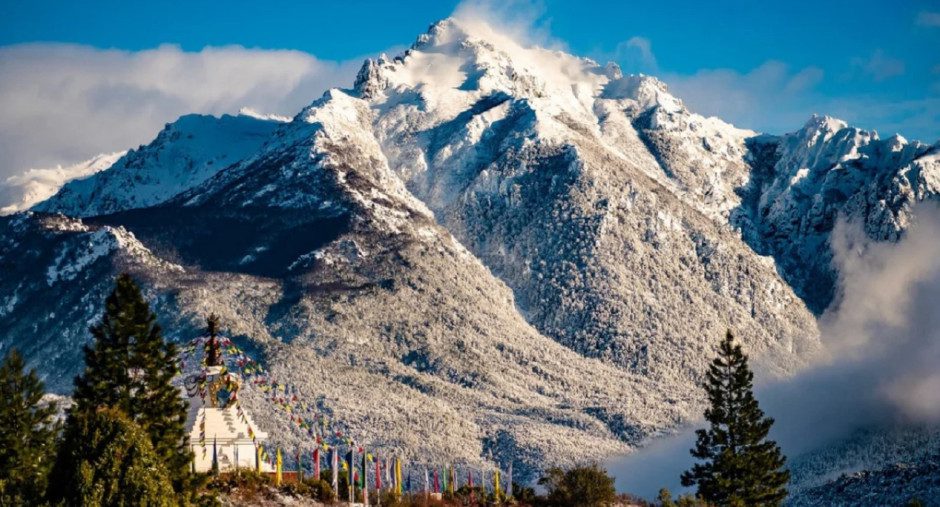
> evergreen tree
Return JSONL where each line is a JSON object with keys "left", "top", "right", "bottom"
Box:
{"left": 681, "top": 330, "right": 789, "bottom": 506}
{"left": 70, "top": 274, "right": 192, "bottom": 497}
{"left": 47, "top": 407, "right": 175, "bottom": 506}
{"left": 0, "top": 348, "right": 59, "bottom": 505}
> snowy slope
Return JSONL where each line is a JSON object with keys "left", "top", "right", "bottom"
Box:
{"left": 355, "top": 19, "right": 820, "bottom": 382}
{"left": 0, "top": 213, "right": 184, "bottom": 382}
{"left": 3, "top": 18, "right": 819, "bottom": 475}
{"left": 0, "top": 89, "right": 690, "bottom": 479}
{"left": 787, "top": 426, "right": 940, "bottom": 506}
{"left": 0, "top": 152, "right": 125, "bottom": 215}
{"left": 35, "top": 113, "right": 284, "bottom": 217}
{"left": 735, "top": 115, "right": 940, "bottom": 312}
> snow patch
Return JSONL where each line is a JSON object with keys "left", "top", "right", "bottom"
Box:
{"left": 238, "top": 107, "right": 292, "bottom": 123}
{"left": 46, "top": 229, "right": 116, "bottom": 286}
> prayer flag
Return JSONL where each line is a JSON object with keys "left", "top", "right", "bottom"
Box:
{"left": 507, "top": 461, "right": 513, "bottom": 498}
{"left": 313, "top": 447, "right": 320, "bottom": 479}
{"left": 361, "top": 447, "right": 368, "bottom": 505}
{"left": 376, "top": 457, "right": 382, "bottom": 490}
{"left": 494, "top": 467, "right": 501, "bottom": 497}
{"left": 395, "top": 457, "right": 403, "bottom": 495}
{"left": 275, "top": 448, "right": 283, "bottom": 487}
{"left": 332, "top": 448, "right": 339, "bottom": 499}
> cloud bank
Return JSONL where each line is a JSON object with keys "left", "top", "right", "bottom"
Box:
{"left": 819, "top": 206, "right": 940, "bottom": 422}
{"left": 606, "top": 36, "right": 935, "bottom": 141}
{"left": 663, "top": 61, "right": 825, "bottom": 132}
{"left": 609, "top": 205, "right": 940, "bottom": 499}
{"left": 0, "top": 43, "right": 363, "bottom": 186}
{"left": 852, "top": 49, "right": 906, "bottom": 82}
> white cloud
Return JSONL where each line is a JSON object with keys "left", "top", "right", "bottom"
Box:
{"left": 0, "top": 43, "right": 364, "bottom": 185}
{"left": 820, "top": 206, "right": 940, "bottom": 421}
{"left": 852, "top": 49, "right": 906, "bottom": 81}
{"left": 610, "top": 36, "right": 658, "bottom": 74}
{"left": 917, "top": 11, "right": 940, "bottom": 27}
{"left": 608, "top": 205, "right": 940, "bottom": 499}
{"left": 823, "top": 96, "right": 940, "bottom": 141}
{"left": 598, "top": 34, "right": 932, "bottom": 140}
{"left": 662, "top": 61, "right": 825, "bottom": 131}
{"left": 451, "top": 0, "right": 561, "bottom": 50}
{"left": 658, "top": 59, "right": 937, "bottom": 140}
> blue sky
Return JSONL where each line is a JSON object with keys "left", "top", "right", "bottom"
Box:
{"left": 3, "top": 1, "right": 938, "bottom": 78}
{"left": 0, "top": 0, "right": 937, "bottom": 181}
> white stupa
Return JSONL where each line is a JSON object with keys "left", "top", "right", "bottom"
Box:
{"left": 184, "top": 321, "right": 272, "bottom": 473}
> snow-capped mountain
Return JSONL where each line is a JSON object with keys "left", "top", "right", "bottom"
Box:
{"left": 35, "top": 113, "right": 285, "bottom": 217}
{"left": 2, "top": 16, "right": 938, "bottom": 494}
{"left": 0, "top": 87, "right": 689, "bottom": 477}
{"left": 355, "top": 19, "right": 819, "bottom": 383}
{"left": 0, "top": 151, "right": 125, "bottom": 215}
{"left": 734, "top": 115, "right": 940, "bottom": 312}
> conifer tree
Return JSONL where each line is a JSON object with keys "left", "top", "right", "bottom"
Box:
{"left": 69, "top": 273, "right": 193, "bottom": 497}
{"left": 47, "top": 407, "right": 175, "bottom": 506}
{"left": 681, "top": 330, "right": 789, "bottom": 506}
{"left": 0, "top": 348, "right": 59, "bottom": 505}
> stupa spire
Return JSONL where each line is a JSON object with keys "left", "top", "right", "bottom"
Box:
{"left": 184, "top": 314, "right": 271, "bottom": 473}
{"left": 205, "top": 314, "right": 221, "bottom": 367}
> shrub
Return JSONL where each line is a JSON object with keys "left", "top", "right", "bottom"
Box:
{"left": 538, "top": 463, "right": 617, "bottom": 507}
{"left": 300, "top": 478, "right": 334, "bottom": 502}
{"left": 207, "top": 469, "right": 272, "bottom": 494}
{"left": 513, "top": 482, "right": 538, "bottom": 504}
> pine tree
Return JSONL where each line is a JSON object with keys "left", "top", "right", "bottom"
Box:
{"left": 681, "top": 330, "right": 789, "bottom": 506}
{"left": 0, "top": 348, "right": 59, "bottom": 505}
{"left": 70, "top": 273, "right": 193, "bottom": 498}
{"left": 47, "top": 407, "right": 175, "bottom": 506}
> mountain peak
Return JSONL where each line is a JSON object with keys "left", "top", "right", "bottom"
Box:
{"left": 413, "top": 18, "right": 464, "bottom": 49}
{"left": 602, "top": 74, "right": 682, "bottom": 112}
{"left": 413, "top": 17, "right": 536, "bottom": 52}
{"left": 801, "top": 114, "right": 850, "bottom": 136}
{"left": 354, "top": 16, "right": 617, "bottom": 115}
